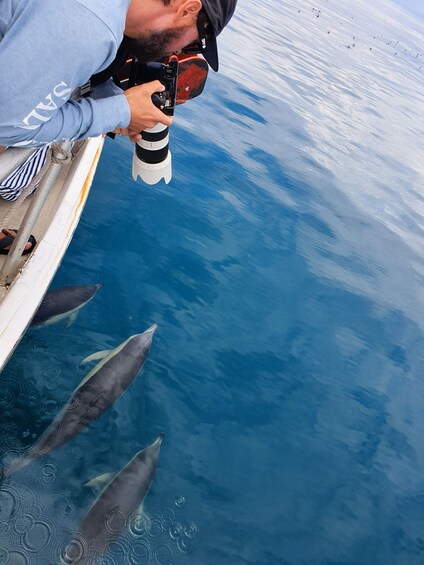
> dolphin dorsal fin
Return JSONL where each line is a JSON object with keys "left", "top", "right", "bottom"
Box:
{"left": 84, "top": 471, "right": 117, "bottom": 490}
{"left": 65, "top": 311, "right": 79, "bottom": 328}
{"left": 81, "top": 350, "right": 112, "bottom": 365}
{"left": 77, "top": 335, "right": 135, "bottom": 389}
{"left": 132, "top": 504, "right": 145, "bottom": 521}
{"left": 78, "top": 349, "right": 114, "bottom": 389}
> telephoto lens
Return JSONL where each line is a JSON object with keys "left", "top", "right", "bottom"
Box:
{"left": 132, "top": 123, "right": 172, "bottom": 185}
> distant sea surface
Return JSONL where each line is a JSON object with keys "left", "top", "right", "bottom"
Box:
{"left": 1, "top": 0, "right": 424, "bottom": 563}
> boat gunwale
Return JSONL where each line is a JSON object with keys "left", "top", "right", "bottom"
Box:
{"left": 0, "top": 136, "right": 104, "bottom": 371}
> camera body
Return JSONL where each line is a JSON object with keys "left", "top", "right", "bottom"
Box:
{"left": 129, "top": 58, "right": 178, "bottom": 116}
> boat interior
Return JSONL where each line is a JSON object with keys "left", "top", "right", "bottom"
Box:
{"left": 0, "top": 142, "right": 84, "bottom": 298}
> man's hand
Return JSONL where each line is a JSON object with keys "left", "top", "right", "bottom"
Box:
{"left": 111, "top": 128, "right": 142, "bottom": 143}
{"left": 124, "top": 80, "right": 173, "bottom": 133}
{"left": 0, "top": 146, "right": 7, "bottom": 152}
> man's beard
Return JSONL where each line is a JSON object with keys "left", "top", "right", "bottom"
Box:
{"left": 126, "top": 29, "right": 183, "bottom": 62}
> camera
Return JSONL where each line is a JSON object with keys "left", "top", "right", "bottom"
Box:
{"left": 116, "top": 54, "right": 208, "bottom": 185}
{"left": 129, "top": 58, "right": 178, "bottom": 116}
{"left": 129, "top": 58, "right": 178, "bottom": 185}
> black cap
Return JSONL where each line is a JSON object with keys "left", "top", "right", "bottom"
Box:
{"left": 201, "top": 0, "right": 238, "bottom": 72}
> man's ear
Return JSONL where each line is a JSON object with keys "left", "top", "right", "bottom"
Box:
{"left": 176, "top": 0, "right": 202, "bottom": 19}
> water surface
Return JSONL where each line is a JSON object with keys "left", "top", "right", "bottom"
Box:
{"left": 1, "top": 0, "right": 424, "bottom": 563}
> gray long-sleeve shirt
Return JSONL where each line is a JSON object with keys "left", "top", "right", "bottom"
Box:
{"left": 0, "top": 0, "right": 131, "bottom": 146}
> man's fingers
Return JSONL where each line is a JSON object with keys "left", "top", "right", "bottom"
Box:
{"left": 124, "top": 82, "right": 173, "bottom": 131}
{"left": 109, "top": 127, "right": 141, "bottom": 142}
{"left": 132, "top": 117, "right": 172, "bottom": 131}
{"left": 156, "top": 111, "right": 173, "bottom": 127}
{"left": 148, "top": 80, "right": 166, "bottom": 94}
{"left": 132, "top": 108, "right": 172, "bottom": 130}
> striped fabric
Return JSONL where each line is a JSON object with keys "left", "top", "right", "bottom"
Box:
{"left": 0, "top": 145, "right": 49, "bottom": 202}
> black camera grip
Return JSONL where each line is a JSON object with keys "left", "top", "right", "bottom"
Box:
{"left": 151, "top": 91, "right": 173, "bottom": 116}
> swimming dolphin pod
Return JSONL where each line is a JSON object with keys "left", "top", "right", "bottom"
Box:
{"left": 65, "top": 434, "right": 164, "bottom": 564}
{"left": 30, "top": 284, "right": 103, "bottom": 328}
{"left": 3, "top": 325, "right": 157, "bottom": 477}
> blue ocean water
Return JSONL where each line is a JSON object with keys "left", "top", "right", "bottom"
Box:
{"left": 1, "top": 0, "right": 424, "bottom": 563}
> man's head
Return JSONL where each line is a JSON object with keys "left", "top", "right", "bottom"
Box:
{"left": 125, "top": 0, "right": 238, "bottom": 70}
{"left": 195, "top": 0, "right": 238, "bottom": 71}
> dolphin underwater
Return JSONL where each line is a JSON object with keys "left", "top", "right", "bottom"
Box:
{"left": 3, "top": 325, "right": 157, "bottom": 477}
{"left": 65, "top": 434, "right": 164, "bottom": 564}
{"left": 30, "top": 284, "right": 103, "bottom": 328}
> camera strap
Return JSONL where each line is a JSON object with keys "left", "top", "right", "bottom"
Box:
{"left": 79, "top": 36, "right": 133, "bottom": 97}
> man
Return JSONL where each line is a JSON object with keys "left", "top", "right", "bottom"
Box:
{"left": 0, "top": 0, "right": 237, "bottom": 148}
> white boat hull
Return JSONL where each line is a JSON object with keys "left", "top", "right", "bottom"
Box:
{"left": 0, "top": 136, "right": 104, "bottom": 371}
